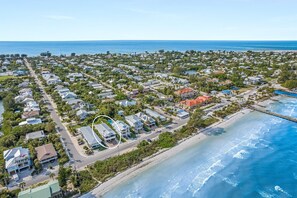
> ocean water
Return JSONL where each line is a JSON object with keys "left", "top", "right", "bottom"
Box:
{"left": 1, "top": 41, "right": 297, "bottom": 56}
{"left": 105, "top": 97, "right": 297, "bottom": 198}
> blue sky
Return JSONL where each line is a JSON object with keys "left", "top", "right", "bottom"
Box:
{"left": 1, "top": 0, "right": 297, "bottom": 41}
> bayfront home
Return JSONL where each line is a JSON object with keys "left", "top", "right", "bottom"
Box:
{"left": 94, "top": 123, "right": 117, "bottom": 142}
{"left": 77, "top": 126, "right": 103, "bottom": 149}
{"left": 125, "top": 115, "right": 143, "bottom": 132}
{"left": 35, "top": 143, "right": 58, "bottom": 165}
{"left": 3, "top": 147, "right": 30, "bottom": 175}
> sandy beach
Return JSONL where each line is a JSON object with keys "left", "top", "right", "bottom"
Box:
{"left": 84, "top": 108, "right": 251, "bottom": 197}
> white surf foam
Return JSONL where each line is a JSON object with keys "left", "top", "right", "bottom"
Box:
{"left": 233, "top": 149, "right": 248, "bottom": 159}
{"left": 222, "top": 177, "right": 238, "bottom": 187}
{"left": 274, "top": 185, "right": 292, "bottom": 197}
{"left": 258, "top": 190, "right": 275, "bottom": 198}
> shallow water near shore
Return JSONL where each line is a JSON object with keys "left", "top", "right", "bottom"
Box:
{"left": 104, "top": 97, "right": 297, "bottom": 198}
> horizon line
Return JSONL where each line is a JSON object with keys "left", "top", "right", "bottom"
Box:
{"left": 1, "top": 39, "right": 297, "bottom": 42}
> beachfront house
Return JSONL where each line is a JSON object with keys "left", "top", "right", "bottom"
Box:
{"left": 3, "top": 147, "right": 30, "bottom": 175}
{"left": 125, "top": 115, "right": 143, "bottom": 132}
{"left": 136, "top": 112, "right": 156, "bottom": 127}
{"left": 94, "top": 123, "right": 117, "bottom": 142}
{"left": 112, "top": 120, "right": 130, "bottom": 137}
{"left": 77, "top": 126, "right": 102, "bottom": 149}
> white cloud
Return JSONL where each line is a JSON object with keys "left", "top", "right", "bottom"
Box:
{"left": 45, "top": 15, "right": 75, "bottom": 20}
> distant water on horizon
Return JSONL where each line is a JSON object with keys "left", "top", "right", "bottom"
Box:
{"left": 1, "top": 40, "right": 297, "bottom": 56}
{"left": 104, "top": 97, "right": 297, "bottom": 198}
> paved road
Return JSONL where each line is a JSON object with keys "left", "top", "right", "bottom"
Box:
{"left": 75, "top": 117, "right": 189, "bottom": 169}
{"left": 24, "top": 59, "right": 84, "bottom": 162}
{"left": 23, "top": 58, "right": 189, "bottom": 172}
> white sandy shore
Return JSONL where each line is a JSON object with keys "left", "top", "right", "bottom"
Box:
{"left": 84, "top": 108, "right": 251, "bottom": 197}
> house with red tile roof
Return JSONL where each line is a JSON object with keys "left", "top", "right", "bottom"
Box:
{"left": 174, "top": 87, "right": 196, "bottom": 99}
{"left": 180, "top": 96, "right": 212, "bottom": 109}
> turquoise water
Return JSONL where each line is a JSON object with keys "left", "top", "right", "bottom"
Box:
{"left": 275, "top": 90, "right": 297, "bottom": 98}
{"left": 105, "top": 97, "right": 297, "bottom": 198}
{"left": 1, "top": 41, "right": 297, "bottom": 56}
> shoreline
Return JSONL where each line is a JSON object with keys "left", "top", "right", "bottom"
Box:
{"left": 83, "top": 108, "right": 251, "bottom": 197}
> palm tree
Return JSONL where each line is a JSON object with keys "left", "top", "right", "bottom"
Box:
{"left": 49, "top": 173, "right": 55, "bottom": 180}
{"left": 3, "top": 172, "right": 9, "bottom": 189}
{"left": 19, "top": 181, "right": 26, "bottom": 190}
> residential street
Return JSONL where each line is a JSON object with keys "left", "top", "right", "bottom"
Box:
{"left": 21, "top": 59, "right": 189, "bottom": 187}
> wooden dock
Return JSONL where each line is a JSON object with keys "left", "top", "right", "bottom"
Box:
{"left": 249, "top": 106, "right": 297, "bottom": 123}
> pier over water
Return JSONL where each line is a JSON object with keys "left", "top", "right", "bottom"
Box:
{"left": 250, "top": 105, "right": 297, "bottom": 123}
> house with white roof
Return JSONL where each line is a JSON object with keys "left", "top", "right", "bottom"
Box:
{"left": 61, "top": 92, "right": 77, "bottom": 100}
{"left": 25, "top": 130, "right": 46, "bottom": 141}
{"left": 24, "top": 101, "right": 40, "bottom": 112}
{"left": 243, "top": 76, "right": 263, "bottom": 85}
{"left": 94, "top": 123, "right": 116, "bottom": 142}
{"left": 144, "top": 108, "right": 166, "bottom": 121}
{"left": 177, "top": 109, "right": 190, "bottom": 119}
{"left": 56, "top": 88, "right": 70, "bottom": 95}
{"left": 112, "top": 120, "right": 130, "bottom": 137}
{"left": 3, "top": 147, "right": 30, "bottom": 175}
{"left": 42, "top": 73, "right": 61, "bottom": 85}
{"left": 116, "top": 100, "right": 136, "bottom": 107}
{"left": 77, "top": 126, "right": 102, "bottom": 149}
{"left": 67, "top": 73, "right": 83, "bottom": 80}
{"left": 19, "top": 118, "right": 42, "bottom": 126}
{"left": 136, "top": 112, "right": 156, "bottom": 127}
{"left": 125, "top": 115, "right": 143, "bottom": 132}
{"left": 76, "top": 109, "right": 88, "bottom": 120}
